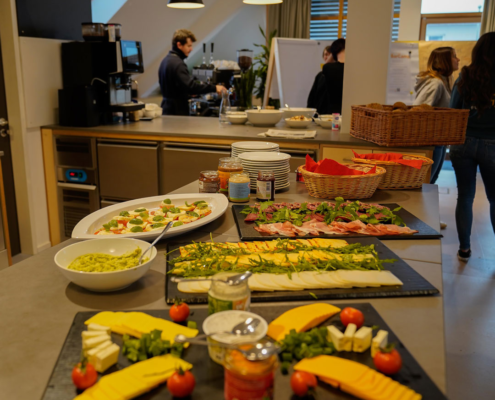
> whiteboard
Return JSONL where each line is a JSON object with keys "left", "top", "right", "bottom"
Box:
{"left": 269, "top": 38, "right": 321, "bottom": 107}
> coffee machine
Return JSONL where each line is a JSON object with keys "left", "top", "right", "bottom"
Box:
{"left": 59, "top": 40, "right": 145, "bottom": 127}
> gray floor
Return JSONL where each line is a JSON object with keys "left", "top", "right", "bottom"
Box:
{"left": 10, "top": 168, "right": 495, "bottom": 398}
{"left": 436, "top": 167, "right": 495, "bottom": 399}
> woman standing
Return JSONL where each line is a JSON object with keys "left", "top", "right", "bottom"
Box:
{"left": 449, "top": 32, "right": 495, "bottom": 262}
{"left": 414, "top": 47, "right": 460, "bottom": 185}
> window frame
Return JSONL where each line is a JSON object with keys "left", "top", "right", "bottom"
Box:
{"left": 419, "top": 12, "right": 482, "bottom": 40}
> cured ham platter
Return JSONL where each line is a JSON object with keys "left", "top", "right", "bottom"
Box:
{"left": 232, "top": 200, "right": 442, "bottom": 241}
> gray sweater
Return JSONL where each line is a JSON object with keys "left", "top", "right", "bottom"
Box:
{"left": 413, "top": 76, "right": 451, "bottom": 107}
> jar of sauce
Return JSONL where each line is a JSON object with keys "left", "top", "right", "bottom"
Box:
{"left": 208, "top": 273, "right": 250, "bottom": 315}
{"left": 218, "top": 157, "right": 243, "bottom": 196}
{"left": 224, "top": 347, "right": 277, "bottom": 400}
{"left": 199, "top": 170, "right": 220, "bottom": 193}
{"left": 229, "top": 173, "right": 251, "bottom": 203}
{"left": 296, "top": 166, "right": 304, "bottom": 182}
{"left": 256, "top": 171, "right": 275, "bottom": 202}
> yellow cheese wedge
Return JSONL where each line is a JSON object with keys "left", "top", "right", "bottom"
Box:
{"left": 267, "top": 303, "right": 341, "bottom": 341}
{"left": 294, "top": 355, "right": 422, "bottom": 400}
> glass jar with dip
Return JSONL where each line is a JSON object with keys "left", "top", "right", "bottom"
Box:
{"left": 229, "top": 173, "right": 251, "bottom": 203}
{"left": 224, "top": 346, "right": 278, "bottom": 400}
{"left": 199, "top": 170, "right": 220, "bottom": 193}
{"left": 202, "top": 310, "right": 267, "bottom": 365}
{"left": 208, "top": 272, "right": 251, "bottom": 315}
{"left": 256, "top": 171, "right": 275, "bottom": 202}
{"left": 218, "top": 157, "right": 243, "bottom": 196}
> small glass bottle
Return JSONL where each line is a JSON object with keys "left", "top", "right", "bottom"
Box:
{"left": 200, "top": 43, "right": 207, "bottom": 69}
{"left": 208, "top": 273, "right": 251, "bottom": 315}
{"left": 332, "top": 113, "right": 341, "bottom": 131}
{"left": 219, "top": 89, "right": 231, "bottom": 124}
{"left": 256, "top": 171, "right": 275, "bottom": 202}
{"left": 229, "top": 173, "right": 251, "bottom": 203}
{"left": 224, "top": 348, "right": 277, "bottom": 400}
{"left": 199, "top": 170, "right": 220, "bottom": 193}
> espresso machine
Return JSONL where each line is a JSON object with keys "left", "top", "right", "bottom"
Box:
{"left": 59, "top": 40, "right": 145, "bottom": 127}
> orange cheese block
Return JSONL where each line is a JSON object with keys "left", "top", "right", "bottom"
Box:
{"left": 294, "top": 355, "right": 422, "bottom": 400}
{"left": 267, "top": 303, "right": 341, "bottom": 341}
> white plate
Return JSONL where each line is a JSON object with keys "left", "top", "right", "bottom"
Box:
{"left": 239, "top": 152, "right": 291, "bottom": 162}
{"left": 72, "top": 194, "right": 229, "bottom": 241}
{"left": 232, "top": 142, "right": 279, "bottom": 150}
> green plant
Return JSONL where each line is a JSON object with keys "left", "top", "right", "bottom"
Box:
{"left": 253, "top": 26, "right": 277, "bottom": 102}
{"left": 233, "top": 67, "right": 256, "bottom": 110}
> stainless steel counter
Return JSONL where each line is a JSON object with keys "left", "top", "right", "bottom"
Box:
{"left": 0, "top": 180, "right": 445, "bottom": 398}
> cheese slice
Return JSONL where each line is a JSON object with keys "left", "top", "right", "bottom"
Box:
{"left": 86, "top": 340, "right": 113, "bottom": 358}
{"left": 267, "top": 303, "right": 341, "bottom": 341}
{"left": 353, "top": 326, "right": 372, "bottom": 352}
{"left": 82, "top": 330, "right": 110, "bottom": 339}
{"left": 371, "top": 330, "right": 389, "bottom": 358}
{"left": 268, "top": 274, "right": 303, "bottom": 290}
{"left": 327, "top": 325, "right": 345, "bottom": 351}
{"left": 83, "top": 334, "right": 111, "bottom": 349}
{"left": 342, "top": 323, "right": 357, "bottom": 351}
{"left": 87, "top": 323, "right": 111, "bottom": 334}
{"left": 247, "top": 276, "right": 274, "bottom": 291}
{"left": 93, "top": 343, "right": 120, "bottom": 373}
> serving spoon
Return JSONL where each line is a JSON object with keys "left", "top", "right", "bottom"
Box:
{"left": 138, "top": 221, "right": 173, "bottom": 264}
{"left": 171, "top": 271, "right": 252, "bottom": 286}
{"left": 285, "top": 103, "right": 291, "bottom": 110}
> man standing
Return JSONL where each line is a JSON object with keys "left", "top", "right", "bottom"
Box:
{"left": 159, "top": 29, "right": 226, "bottom": 115}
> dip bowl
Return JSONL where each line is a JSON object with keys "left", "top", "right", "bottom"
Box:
{"left": 54, "top": 238, "right": 157, "bottom": 292}
{"left": 246, "top": 109, "right": 283, "bottom": 127}
{"left": 203, "top": 310, "right": 268, "bottom": 365}
{"left": 279, "top": 107, "right": 316, "bottom": 120}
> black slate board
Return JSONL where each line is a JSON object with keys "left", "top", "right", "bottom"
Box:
{"left": 232, "top": 203, "right": 442, "bottom": 241}
{"left": 165, "top": 237, "right": 439, "bottom": 305}
{"left": 42, "top": 304, "right": 446, "bottom": 400}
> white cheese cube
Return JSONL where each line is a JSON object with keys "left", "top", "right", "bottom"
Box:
{"left": 82, "top": 334, "right": 111, "bottom": 349}
{"left": 87, "top": 323, "right": 111, "bottom": 334}
{"left": 327, "top": 325, "right": 345, "bottom": 352}
{"left": 93, "top": 343, "right": 120, "bottom": 373}
{"left": 86, "top": 340, "right": 113, "bottom": 358}
{"left": 353, "top": 326, "right": 373, "bottom": 353}
{"left": 342, "top": 323, "right": 357, "bottom": 351}
{"left": 371, "top": 330, "right": 389, "bottom": 358}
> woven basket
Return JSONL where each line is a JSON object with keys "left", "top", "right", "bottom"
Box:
{"left": 352, "top": 155, "right": 434, "bottom": 190}
{"left": 300, "top": 164, "right": 386, "bottom": 199}
{"left": 350, "top": 105, "right": 469, "bottom": 147}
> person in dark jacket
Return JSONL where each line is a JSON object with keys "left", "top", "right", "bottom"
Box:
{"left": 449, "top": 32, "right": 495, "bottom": 262}
{"left": 307, "top": 39, "right": 345, "bottom": 115}
{"left": 159, "top": 29, "right": 226, "bottom": 115}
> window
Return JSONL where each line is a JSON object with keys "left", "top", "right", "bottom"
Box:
{"left": 310, "top": 0, "right": 401, "bottom": 41}
{"left": 420, "top": 0, "right": 483, "bottom": 41}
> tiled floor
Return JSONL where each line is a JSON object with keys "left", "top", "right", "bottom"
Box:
{"left": 10, "top": 166, "right": 495, "bottom": 398}
{"left": 436, "top": 166, "right": 495, "bottom": 399}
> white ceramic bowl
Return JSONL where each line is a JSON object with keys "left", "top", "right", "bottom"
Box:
{"left": 246, "top": 110, "right": 283, "bottom": 127}
{"left": 227, "top": 114, "right": 248, "bottom": 125}
{"left": 315, "top": 115, "right": 333, "bottom": 125}
{"left": 54, "top": 238, "right": 157, "bottom": 292}
{"left": 279, "top": 107, "right": 316, "bottom": 120}
{"left": 203, "top": 310, "right": 268, "bottom": 365}
{"left": 285, "top": 118, "right": 312, "bottom": 129}
{"left": 319, "top": 119, "right": 334, "bottom": 129}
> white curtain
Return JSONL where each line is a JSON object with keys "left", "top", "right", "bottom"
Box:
{"left": 481, "top": 0, "right": 495, "bottom": 34}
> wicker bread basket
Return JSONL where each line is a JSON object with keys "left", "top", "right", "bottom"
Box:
{"left": 300, "top": 164, "right": 386, "bottom": 199}
{"left": 352, "top": 155, "right": 434, "bottom": 190}
{"left": 350, "top": 105, "right": 469, "bottom": 147}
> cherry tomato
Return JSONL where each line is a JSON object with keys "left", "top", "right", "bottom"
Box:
{"left": 167, "top": 369, "right": 196, "bottom": 398}
{"left": 340, "top": 307, "right": 364, "bottom": 328}
{"left": 72, "top": 361, "right": 98, "bottom": 390}
{"left": 290, "top": 371, "right": 318, "bottom": 397}
{"left": 169, "top": 300, "right": 190, "bottom": 322}
{"left": 374, "top": 348, "right": 402, "bottom": 375}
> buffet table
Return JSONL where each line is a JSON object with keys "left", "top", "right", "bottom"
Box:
{"left": 0, "top": 179, "right": 445, "bottom": 399}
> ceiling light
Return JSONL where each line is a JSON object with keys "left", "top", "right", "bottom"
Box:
{"left": 243, "top": 0, "right": 283, "bottom": 4}
{"left": 167, "top": 0, "right": 205, "bottom": 9}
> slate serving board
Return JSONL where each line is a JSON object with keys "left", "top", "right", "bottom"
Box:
{"left": 42, "top": 304, "right": 446, "bottom": 400}
{"left": 232, "top": 203, "right": 442, "bottom": 241}
{"left": 165, "top": 237, "right": 439, "bottom": 305}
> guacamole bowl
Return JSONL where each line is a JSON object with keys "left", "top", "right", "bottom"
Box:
{"left": 54, "top": 238, "right": 157, "bottom": 292}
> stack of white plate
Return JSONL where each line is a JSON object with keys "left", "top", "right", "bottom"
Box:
{"left": 238, "top": 152, "right": 291, "bottom": 191}
{"left": 231, "top": 141, "right": 279, "bottom": 158}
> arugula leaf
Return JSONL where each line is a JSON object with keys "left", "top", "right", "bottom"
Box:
{"left": 259, "top": 201, "right": 274, "bottom": 212}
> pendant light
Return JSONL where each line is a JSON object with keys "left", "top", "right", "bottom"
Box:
{"left": 243, "top": 0, "right": 283, "bottom": 4}
{"left": 167, "top": 0, "right": 205, "bottom": 9}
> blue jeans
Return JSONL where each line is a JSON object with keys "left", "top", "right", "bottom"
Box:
{"left": 430, "top": 146, "right": 447, "bottom": 184}
{"left": 450, "top": 137, "right": 495, "bottom": 250}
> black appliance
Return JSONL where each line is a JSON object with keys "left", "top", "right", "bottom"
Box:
{"left": 59, "top": 40, "right": 145, "bottom": 127}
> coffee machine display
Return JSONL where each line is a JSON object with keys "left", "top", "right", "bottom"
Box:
{"left": 59, "top": 40, "right": 145, "bottom": 127}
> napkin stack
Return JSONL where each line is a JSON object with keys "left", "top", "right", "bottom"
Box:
{"left": 352, "top": 150, "right": 423, "bottom": 169}
{"left": 305, "top": 155, "right": 377, "bottom": 175}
